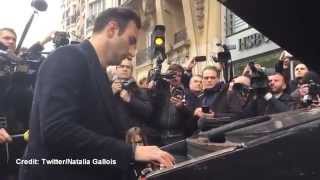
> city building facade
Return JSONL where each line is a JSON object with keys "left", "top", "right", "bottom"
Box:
{"left": 62, "top": 1, "right": 281, "bottom": 81}
{"left": 61, "top": 0, "right": 86, "bottom": 40}
{"left": 62, "top": 0, "right": 120, "bottom": 40}
{"left": 121, "top": 0, "right": 223, "bottom": 81}
{"left": 221, "top": 5, "right": 282, "bottom": 75}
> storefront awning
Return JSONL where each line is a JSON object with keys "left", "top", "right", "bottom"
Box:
{"left": 218, "top": 0, "right": 320, "bottom": 73}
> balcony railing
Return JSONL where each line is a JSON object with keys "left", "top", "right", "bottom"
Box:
{"left": 136, "top": 47, "right": 152, "bottom": 66}
{"left": 174, "top": 29, "right": 187, "bottom": 44}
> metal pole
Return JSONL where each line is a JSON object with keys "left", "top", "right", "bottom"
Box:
{"left": 290, "top": 60, "right": 294, "bottom": 80}
{"left": 15, "top": 11, "right": 38, "bottom": 54}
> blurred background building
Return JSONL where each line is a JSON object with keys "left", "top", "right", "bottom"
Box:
{"left": 221, "top": 5, "right": 281, "bottom": 75}
{"left": 60, "top": 0, "right": 282, "bottom": 81}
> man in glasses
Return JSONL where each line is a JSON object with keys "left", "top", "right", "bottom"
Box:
{"left": 111, "top": 59, "right": 153, "bottom": 144}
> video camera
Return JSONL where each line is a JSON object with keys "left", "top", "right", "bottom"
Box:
{"left": 171, "top": 86, "right": 185, "bottom": 99}
{"left": 53, "top": 31, "right": 70, "bottom": 48}
{"left": 212, "top": 43, "right": 236, "bottom": 63}
{"left": 0, "top": 43, "right": 25, "bottom": 77}
{"left": 302, "top": 79, "right": 320, "bottom": 107}
{"left": 248, "top": 61, "right": 269, "bottom": 94}
{"left": 232, "top": 83, "right": 251, "bottom": 97}
{"left": 122, "top": 79, "right": 136, "bottom": 90}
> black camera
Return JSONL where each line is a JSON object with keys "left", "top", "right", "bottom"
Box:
{"left": 171, "top": 86, "right": 185, "bottom": 99}
{"left": 232, "top": 83, "right": 251, "bottom": 97}
{"left": 160, "top": 71, "right": 176, "bottom": 80}
{"left": 249, "top": 62, "right": 269, "bottom": 94}
{"left": 308, "top": 80, "right": 320, "bottom": 96}
{"left": 122, "top": 79, "right": 136, "bottom": 90}
{"left": 0, "top": 48, "right": 25, "bottom": 76}
{"left": 53, "top": 31, "right": 70, "bottom": 48}
{"left": 212, "top": 43, "right": 236, "bottom": 63}
{"left": 302, "top": 80, "right": 320, "bottom": 107}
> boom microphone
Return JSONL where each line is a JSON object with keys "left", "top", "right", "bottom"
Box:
{"left": 31, "top": 0, "right": 48, "bottom": 12}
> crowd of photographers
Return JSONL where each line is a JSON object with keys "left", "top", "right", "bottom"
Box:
{"left": 114, "top": 50, "right": 320, "bottom": 147}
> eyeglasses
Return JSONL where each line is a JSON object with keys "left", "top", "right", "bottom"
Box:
{"left": 134, "top": 140, "right": 144, "bottom": 144}
{"left": 203, "top": 76, "right": 217, "bottom": 80}
{"left": 119, "top": 65, "right": 132, "bottom": 69}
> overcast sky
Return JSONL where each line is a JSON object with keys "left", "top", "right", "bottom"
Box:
{"left": 0, "top": 0, "right": 62, "bottom": 50}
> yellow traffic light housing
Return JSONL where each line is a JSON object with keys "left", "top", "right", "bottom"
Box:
{"left": 151, "top": 25, "right": 166, "bottom": 59}
{"left": 155, "top": 37, "right": 164, "bottom": 46}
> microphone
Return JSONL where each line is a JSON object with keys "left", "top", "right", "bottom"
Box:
{"left": 11, "top": 130, "right": 29, "bottom": 142}
{"left": 31, "top": 0, "right": 48, "bottom": 12}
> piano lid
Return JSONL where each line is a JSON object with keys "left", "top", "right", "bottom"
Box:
{"left": 218, "top": 0, "right": 320, "bottom": 73}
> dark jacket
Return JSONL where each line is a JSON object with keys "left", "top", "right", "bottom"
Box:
{"left": 200, "top": 82, "right": 242, "bottom": 120}
{"left": 243, "top": 92, "right": 295, "bottom": 117}
{"left": 183, "top": 89, "right": 201, "bottom": 136}
{"left": 149, "top": 80, "right": 189, "bottom": 145}
{"left": 19, "top": 40, "right": 134, "bottom": 180}
{"left": 197, "top": 82, "right": 243, "bottom": 131}
{"left": 115, "top": 81, "right": 152, "bottom": 128}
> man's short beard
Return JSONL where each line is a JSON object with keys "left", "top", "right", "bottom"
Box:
{"left": 272, "top": 89, "right": 283, "bottom": 95}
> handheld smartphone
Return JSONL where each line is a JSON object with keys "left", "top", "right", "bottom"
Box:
{"left": 194, "top": 56, "right": 206, "bottom": 62}
{"left": 202, "top": 106, "right": 210, "bottom": 113}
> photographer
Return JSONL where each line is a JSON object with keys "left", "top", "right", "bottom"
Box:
{"left": 289, "top": 63, "right": 309, "bottom": 94}
{"left": 0, "top": 27, "right": 32, "bottom": 180}
{"left": 244, "top": 73, "right": 295, "bottom": 117}
{"left": 181, "top": 75, "right": 203, "bottom": 137}
{"left": 229, "top": 75, "right": 252, "bottom": 110}
{"left": 294, "top": 71, "right": 320, "bottom": 108}
{"left": 112, "top": 58, "right": 152, "bottom": 131}
{"left": 149, "top": 64, "right": 190, "bottom": 146}
{"left": 194, "top": 66, "right": 243, "bottom": 131}
{"left": 20, "top": 31, "right": 55, "bottom": 60}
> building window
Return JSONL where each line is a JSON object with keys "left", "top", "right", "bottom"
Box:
{"left": 174, "top": 29, "right": 187, "bottom": 44}
{"left": 233, "top": 50, "right": 282, "bottom": 76}
{"left": 87, "top": 0, "right": 105, "bottom": 28}
{"left": 226, "top": 9, "right": 249, "bottom": 36}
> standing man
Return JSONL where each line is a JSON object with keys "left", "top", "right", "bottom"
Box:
{"left": 111, "top": 58, "right": 152, "bottom": 131}
{"left": 19, "top": 8, "right": 174, "bottom": 180}
{"left": 0, "top": 28, "right": 17, "bottom": 52}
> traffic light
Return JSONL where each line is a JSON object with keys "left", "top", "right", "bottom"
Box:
{"left": 151, "top": 25, "right": 166, "bottom": 60}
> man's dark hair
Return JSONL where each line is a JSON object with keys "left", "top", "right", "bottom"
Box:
{"left": 93, "top": 8, "right": 141, "bottom": 35}
{"left": 168, "top": 64, "right": 184, "bottom": 74}
{"left": 0, "top": 27, "right": 17, "bottom": 38}
{"left": 269, "top": 72, "right": 287, "bottom": 84}
{"left": 202, "top": 65, "right": 221, "bottom": 78}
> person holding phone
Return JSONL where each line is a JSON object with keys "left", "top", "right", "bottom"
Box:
{"left": 194, "top": 66, "right": 243, "bottom": 133}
